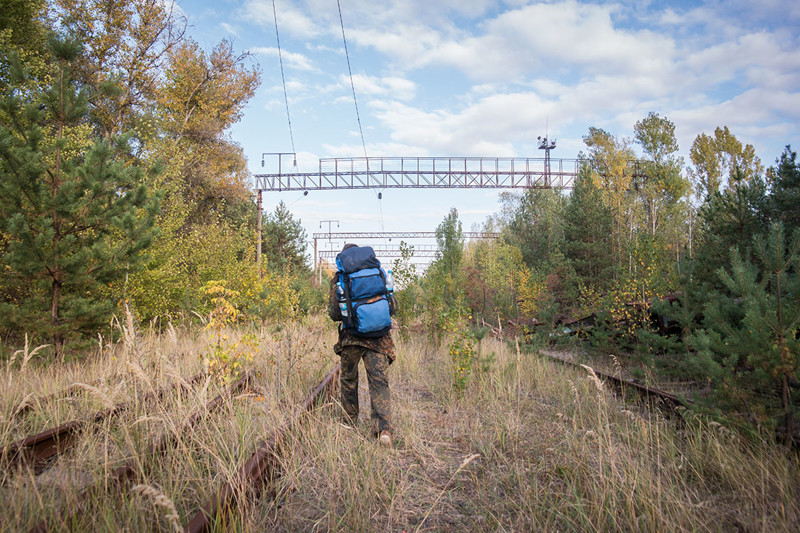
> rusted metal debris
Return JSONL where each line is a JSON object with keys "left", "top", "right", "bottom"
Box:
{"left": 185, "top": 364, "right": 340, "bottom": 533}
{"left": 2, "top": 372, "right": 205, "bottom": 474}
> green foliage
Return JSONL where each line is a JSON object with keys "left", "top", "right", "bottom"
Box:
{"left": 499, "top": 187, "right": 566, "bottom": 271}
{"left": 390, "top": 240, "right": 418, "bottom": 289}
{"left": 694, "top": 172, "right": 770, "bottom": 290}
{"left": 633, "top": 112, "right": 690, "bottom": 238}
{"left": 50, "top": 0, "right": 187, "bottom": 139}
{"left": 689, "top": 126, "right": 764, "bottom": 200}
{"left": 261, "top": 200, "right": 308, "bottom": 273}
{"left": 0, "top": 0, "right": 49, "bottom": 91}
{"left": 515, "top": 266, "right": 547, "bottom": 321}
{"left": 153, "top": 37, "right": 260, "bottom": 225}
{"left": 563, "top": 165, "right": 614, "bottom": 293}
{"left": 0, "top": 36, "right": 158, "bottom": 355}
{"left": 201, "top": 280, "right": 256, "bottom": 383}
{"left": 390, "top": 240, "right": 420, "bottom": 334}
{"left": 462, "top": 239, "right": 523, "bottom": 324}
{"left": 123, "top": 193, "right": 255, "bottom": 322}
{"left": 252, "top": 270, "right": 301, "bottom": 322}
{"left": 441, "top": 302, "right": 474, "bottom": 396}
{"left": 767, "top": 145, "right": 800, "bottom": 236}
{"left": 580, "top": 234, "right": 674, "bottom": 356}
{"left": 432, "top": 207, "right": 464, "bottom": 303}
{"left": 691, "top": 223, "right": 800, "bottom": 441}
{"left": 581, "top": 126, "right": 636, "bottom": 276}
{"left": 424, "top": 208, "right": 465, "bottom": 324}
{"left": 642, "top": 259, "right": 707, "bottom": 379}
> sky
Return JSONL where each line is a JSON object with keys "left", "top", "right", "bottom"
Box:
{"left": 180, "top": 0, "right": 800, "bottom": 267}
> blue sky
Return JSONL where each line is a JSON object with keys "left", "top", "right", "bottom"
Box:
{"left": 180, "top": 0, "right": 800, "bottom": 265}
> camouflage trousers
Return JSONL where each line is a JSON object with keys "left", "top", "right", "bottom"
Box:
{"left": 338, "top": 345, "right": 393, "bottom": 436}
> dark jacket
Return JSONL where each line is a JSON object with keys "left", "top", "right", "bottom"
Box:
{"left": 328, "top": 274, "right": 395, "bottom": 361}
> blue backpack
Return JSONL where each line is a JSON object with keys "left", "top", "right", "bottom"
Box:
{"left": 335, "top": 246, "right": 394, "bottom": 338}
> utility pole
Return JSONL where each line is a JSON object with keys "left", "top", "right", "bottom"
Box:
{"left": 256, "top": 190, "right": 263, "bottom": 278}
{"left": 257, "top": 152, "right": 296, "bottom": 279}
{"left": 318, "top": 219, "right": 339, "bottom": 284}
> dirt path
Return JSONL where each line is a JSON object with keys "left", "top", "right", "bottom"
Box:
{"left": 267, "top": 341, "right": 567, "bottom": 531}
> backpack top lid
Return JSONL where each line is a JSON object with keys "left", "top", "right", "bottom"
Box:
{"left": 336, "top": 245, "right": 381, "bottom": 273}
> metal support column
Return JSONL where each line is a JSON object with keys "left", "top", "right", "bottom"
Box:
{"left": 256, "top": 190, "right": 263, "bottom": 278}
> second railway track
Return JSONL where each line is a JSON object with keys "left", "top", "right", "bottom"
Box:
{"left": 539, "top": 349, "right": 693, "bottom": 412}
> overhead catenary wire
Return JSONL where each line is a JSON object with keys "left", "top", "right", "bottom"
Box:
{"left": 336, "top": 0, "right": 368, "bottom": 162}
{"left": 336, "top": 0, "right": 385, "bottom": 232}
{"left": 272, "top": 0, "right": 297, "bottom": 163}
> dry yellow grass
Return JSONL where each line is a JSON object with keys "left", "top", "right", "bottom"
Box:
{"left": 2, "top": 317, "right": 799, "bottom": 531}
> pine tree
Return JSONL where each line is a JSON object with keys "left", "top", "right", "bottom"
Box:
{"left": 563, "top": 165, "right": 614, "bottom": 288}
{"left": 692, "top": 223, "right": 800, "bottom": 442}
{"left": 261, "top": 201, "right": 307, "bottom": 273}
{"left": 0, "top": 37, "right": 159, "bottom": 357}
{"left": 768, "top": 145, "right": 800, "bottom": 236}
{"left": 694, "top": 170, "right": 770, "bottom": 290}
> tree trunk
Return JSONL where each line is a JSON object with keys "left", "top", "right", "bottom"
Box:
{"left": 782, "top": 371, "right": 794, "bottom": 446}
{"left": 52, "top": 67, "right": 64, "bottom": 360}
{"left": 51, "top": 277, "right": 63, "bottom": 360}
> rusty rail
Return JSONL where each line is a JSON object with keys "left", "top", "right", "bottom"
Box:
{"left": 540, "top": 352, "right": 692, "bottom": 410}
{"left": 2, "top": 372, "right": 205, "bottom": 473}
{"left": 111, "top": 371, "right": 254, "bottom": 483}
{"left": 12, "top": 381, "right": 96, "bottom": 420}
{"left": 185, "top": 364, "right": 340, "bottom": 533}
{"left": 30, "top": 371, "right": 254, "bottom": 533}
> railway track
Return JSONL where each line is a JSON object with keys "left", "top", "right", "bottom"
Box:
{"left": 4, "top": 364, "right": 340, "bottom": 531}
{"left": 186, "top": 364, "right": 340, "bottom": 532}
{"left": 2, "top": 371, "right": 206, "bottom": 474}
{"left": 5, "top": 348, "right": 686, "bottom": 530}
{"left": 11, "top": 380, "right": 99, "bottom": 420}
{"left": 539, "top": 350, "right": 692, "bottom": 412}
{"left": 29, "top": 370, "right": 256, "bottom": 533}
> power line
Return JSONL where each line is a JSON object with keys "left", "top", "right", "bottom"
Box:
{"left": 272, "top": 0, "right": 296, "bottom": 158}
{"left": 336, "top": 0, "right": 384, "bottom": 231}
{"left": 336, "top": 0, "right": 368, "bottom": 161}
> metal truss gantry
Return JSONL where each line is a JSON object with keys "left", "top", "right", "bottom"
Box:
{"left": 254, "top": 156, "right": 580, "bottom": 192}
{"left": 312, "top": 231, "right": 500, "bottom": 240}
{"left": 318, "top": 248, "right": 439, "bottom": 260}
{"left": 312, "top": 231, "right": 500, "bottom": 272}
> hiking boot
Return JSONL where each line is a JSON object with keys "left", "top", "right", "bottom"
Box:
{"left": 379, "top": 430, "right": 393, "bottom": 448}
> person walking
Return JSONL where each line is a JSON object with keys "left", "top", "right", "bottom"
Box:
{"left": 328, "top": 243, "right": 396, "bottom": 447}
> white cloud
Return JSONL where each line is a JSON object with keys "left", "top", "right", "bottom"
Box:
{"left": 220, "top": 22, "right": 239, "bottom": 37}
{"left": 685, "top": 30, "right": 800, "bottom": 93}
{"left": 344, "top": 1, "right": 677, "bottom": 82}
{"left": 223, "top": 0, "right": 800, "bottom": 190}
{"left": 249, "top": 46, "right": 316, "bottom": 71}
{"left": 306, "top": 43, "right": 343, "bottom": 54}
{"left": 370, "top": 97, "right": 537, "bottom": 156}
{"left": 241, "top": 0, "right": 321, "bottom": 38}
{"left": 343, "top": 74, "right": 417, "bottom": 101}
{"left": 340, "top": 0, "right": 798, "bottom": 162}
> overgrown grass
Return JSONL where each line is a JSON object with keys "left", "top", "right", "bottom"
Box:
{"left": 2, "top": 318, "right": 799, "bottom": 531}
{"left": 0, "top": 315, "right": 338, "bottom": 531}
